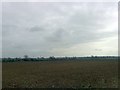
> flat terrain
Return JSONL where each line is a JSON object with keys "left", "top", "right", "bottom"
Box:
{"left": 2, "top": 60, "right": 118, "bottom": 88}
{"left": 0, "top": 62, "right": 2, "bottom": 89}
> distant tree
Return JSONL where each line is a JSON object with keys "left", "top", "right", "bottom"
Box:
{"left": 95, "top": 56, "right": 97, "bottom": 58}
{"left": 23, "top": 55, "right": 29, "bottom": 61}
{"left": 24, "top": 55, "right": 28, "bottom": 59}
{"left": 91, "top": 55, "right": 94, "bottom": 58}
{"left": 49, "top": 56, "right": 55, "bottom": 60}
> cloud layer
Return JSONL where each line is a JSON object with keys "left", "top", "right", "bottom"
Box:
{"left": 2, "top": 2, "right": 118, "bottom": 57}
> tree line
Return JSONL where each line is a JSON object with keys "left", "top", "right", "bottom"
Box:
{"left": 2, "top": 55, "right": 118, "bottom": 62}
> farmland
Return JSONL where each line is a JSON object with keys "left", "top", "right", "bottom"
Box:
{"left": 2, "top": 58, "right": 118, "bottom": 88}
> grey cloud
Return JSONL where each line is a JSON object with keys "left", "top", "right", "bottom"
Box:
{"left": 45, "top": 28, "right": 67, "bottom": 42}
{"left": 44, "top": 25, "right": 117, "bottom": 48}
{"left": 2, "top": 2, "right": 117, "bottom": 57}
{"left": 29, "top": 26, "right": 45, "bottom": 32}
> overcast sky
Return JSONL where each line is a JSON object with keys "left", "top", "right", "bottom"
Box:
{"left": 2, "top": 2, "right": 118, "bottom": 57}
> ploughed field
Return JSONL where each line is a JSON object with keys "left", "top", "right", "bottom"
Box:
{"left": 2, "top": 60, "right": 118, "bottom": 88}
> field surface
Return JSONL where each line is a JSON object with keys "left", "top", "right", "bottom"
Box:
{"left": 2, "top": 60, "right": 118, "bottom": 88}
